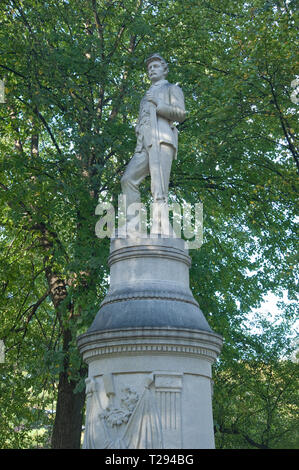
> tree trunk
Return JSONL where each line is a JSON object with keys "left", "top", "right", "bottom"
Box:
{"left": 51, "top": 328, "right": 86, "bottom": 449}
{"left": 43, "top": 263, "right": 86, "bottom": 449}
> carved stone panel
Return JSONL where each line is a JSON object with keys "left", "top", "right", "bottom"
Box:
{"left": 83, "top": 373, "right": 165, "bottom": 449}
{"left": 154, "top": 373, "right": 183, "bottom": 448}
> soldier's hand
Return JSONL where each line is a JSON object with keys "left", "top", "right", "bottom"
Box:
{"left": 146, "top": 91, "right": 158, "bottom": 106}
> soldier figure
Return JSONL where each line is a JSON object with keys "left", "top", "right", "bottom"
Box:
{"left": 121, "top": 54, "right": 186, "bottom": 215}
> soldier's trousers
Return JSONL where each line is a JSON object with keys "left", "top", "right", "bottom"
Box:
{"left": 121, "top": 143, "right": 174, "bottom": 210}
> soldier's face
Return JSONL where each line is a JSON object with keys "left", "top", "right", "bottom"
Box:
{"left": 148, "top": 60, "right": 165, "bottom": 83}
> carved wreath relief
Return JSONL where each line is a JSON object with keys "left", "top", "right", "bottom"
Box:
{"left": 83, "top": 372, "right": 183, "bottom": 449}
{"left": 100, "top": 386, "right": 139, "bottom": 427}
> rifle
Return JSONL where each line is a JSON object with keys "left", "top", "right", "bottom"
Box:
{"left": 149, "top": 100, "right": 165, "bottom": 198}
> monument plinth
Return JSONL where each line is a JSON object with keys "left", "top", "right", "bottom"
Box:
{"left": 77, "top": 236, "right": 222, "bottom": 448}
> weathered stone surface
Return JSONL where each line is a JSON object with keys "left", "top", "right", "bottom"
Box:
{"left": 121, "top": 53, "right": 186, "bottom": 221}
{"left": 87, "top": 237, "right": 212, "bottom": 333}
{"left": 78, "top": 236, "right": 222, "bottom": 448}
{"left": 80, "top": 368, "right": 217, "bottom": 449}
{"left": 77, "top": 55, "right": 222, "bottom": 450}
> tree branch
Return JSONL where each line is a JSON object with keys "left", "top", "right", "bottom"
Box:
{"left": 261, "top": 74, "right": 299, "bottom": 172}
{"left": 217, "top": 425, "right": 269, "bottom": 449}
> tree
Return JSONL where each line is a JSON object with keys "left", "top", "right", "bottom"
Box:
{"left": 0, "top": 0, "right": 298, "bottom": 448}
{"left": 213, "top": 318, "right": 299, "bottom": 449}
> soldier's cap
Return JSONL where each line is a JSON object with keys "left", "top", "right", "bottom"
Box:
{"left": 145, "top": 53, "right": 168, "bottom": 70}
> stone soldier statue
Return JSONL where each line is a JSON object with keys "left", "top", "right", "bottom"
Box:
{"left": 121, "top": 54, "right": 186, "bottom": 218}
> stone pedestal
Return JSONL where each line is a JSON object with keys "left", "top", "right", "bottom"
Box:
{"left": 77, "top": 237, "right": 222, "bottom": 449}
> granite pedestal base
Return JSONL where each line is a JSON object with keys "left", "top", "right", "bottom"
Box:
{"left": 77, "top": 237, "right": 222, "bottom": 449}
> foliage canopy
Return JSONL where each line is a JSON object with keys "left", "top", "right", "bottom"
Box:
{"left": 0, "top": 0, "right": 298, "bottom": 448}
